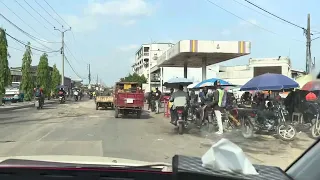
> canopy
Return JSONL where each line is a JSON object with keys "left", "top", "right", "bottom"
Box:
{"left": 163, "top": 77, "right": 193, "bottom": 88}
{"left": 240, "top": 73, "right": 299, "bottom": 91}
{"left": 194, "top": 78, "right": 231, "bottom": 88}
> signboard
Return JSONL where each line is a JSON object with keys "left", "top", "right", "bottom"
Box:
{"left": 124, "top": 84, "right": 131, "bottom": 90}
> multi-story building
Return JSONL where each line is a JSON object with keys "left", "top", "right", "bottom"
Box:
{"left": 132, "top": 43, "right": 174, "bottom": 91}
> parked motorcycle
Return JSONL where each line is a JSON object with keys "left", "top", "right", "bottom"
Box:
{"left": 292, "top": 101, "right": 320, "bottom": 139}
{"left": 186, "top": 104, "right": 213, "bottom": 132}
{"left": 74, "top": 91, "right": 79, "bottom": 101}
{"left": 241, "top": 103, "right": 297, "bottom": 141}
{"left": 34, "top": 97, "right": 42, "bottom": 110}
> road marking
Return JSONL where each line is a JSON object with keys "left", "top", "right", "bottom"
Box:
{"left": 36, "top": 127, "right": 57, "bottom": 141}
{"left": 88, "top": 115, "right": 99, "bottom": 118}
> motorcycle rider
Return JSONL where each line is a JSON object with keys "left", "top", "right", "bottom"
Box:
{"left": 34, "top": 85, "right": 44, "bottom": 106}
{"left": 58, "top": 88, "right": 66, "bottom": 101}
{"left": 169, "top": 85, "right": 188, "bottom": 123}
{"left": 199, "top": 87, "right": 212, "bottom": 124}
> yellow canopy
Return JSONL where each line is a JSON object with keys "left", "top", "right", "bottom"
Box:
{"left": 295, "top": 74, "right": 313, "bottom": 88}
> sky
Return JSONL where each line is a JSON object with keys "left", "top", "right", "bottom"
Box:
{"left": 0, "top": 0, "right": 319, "bottom": 86}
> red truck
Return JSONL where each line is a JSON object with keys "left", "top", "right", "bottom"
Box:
{"left": 113, "top": 82, "right": 144, "bottom": 119}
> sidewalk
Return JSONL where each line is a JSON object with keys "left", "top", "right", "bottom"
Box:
{"left": 0, "top": 100, "right": 57, "bottom": 112}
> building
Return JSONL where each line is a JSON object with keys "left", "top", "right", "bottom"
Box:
{"left": 10, "top": 66, "right": 72, "bottom": 90}
{"left": 132, "top": 42, "right": 219, "bottom": 91}
{"left": 213, "top": 56, "right": 297, "bottom": 85}
{"left": 133, "top": 43, "right": 174, "bottom": 77}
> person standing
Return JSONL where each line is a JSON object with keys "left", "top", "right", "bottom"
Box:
{"left": 154, "top": 87, "right": 162, "bottom": 114}
{"left": 211, "top": 80, "right": 224, "bottom": 135}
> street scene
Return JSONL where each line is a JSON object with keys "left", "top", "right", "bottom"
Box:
{"left": 0, "top": 97, "right": 315, "bottom": 170}
{"left": 0, "top": 0, "right": 319, "bottom": 178}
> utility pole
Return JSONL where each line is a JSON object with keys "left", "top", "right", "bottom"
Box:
{"left": 88, "top": 64, "right": 91, "bottom": 84}
{"left": 305, "top": 14, "right": 312, "bottom": 74}
{"left": 54, "top": 26, "right": 71, "bottom": 85}
{"left": 96, "top": 74, "right": 98, "bottom": 85}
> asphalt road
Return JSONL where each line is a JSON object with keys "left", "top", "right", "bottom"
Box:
{"left": 0, "top": 99, "right": 316, "bottom": 169}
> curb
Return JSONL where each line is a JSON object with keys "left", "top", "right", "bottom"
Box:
{"left": 0, "top": 100, "right": 57, "bottom": 112}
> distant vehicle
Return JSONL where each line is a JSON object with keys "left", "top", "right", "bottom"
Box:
{"left": 3, "top": 82, "right": 24, "bottom": 103}
{"left": 113, "top": 82, "right": 144, "bottom": 118}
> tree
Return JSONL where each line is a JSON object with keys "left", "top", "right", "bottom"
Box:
{"left": 37, "top": 53, "right": 50, "bottom": 97}
{"left": 0, "top": 28, "right": 11, "bottom": 100}
{"left": 20, "top": 42, "right": 33, "bottom": 101}
{"left": 120, "top": 73, "right": 147, "bottom": 85}
{"left": 51, "top": 64, "right": 61, "bottom": 93}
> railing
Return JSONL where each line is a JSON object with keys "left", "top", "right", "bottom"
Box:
{"left": 144, "top": 52, "right": 149, "bottom": 56}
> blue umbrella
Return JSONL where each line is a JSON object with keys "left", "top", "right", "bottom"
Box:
{"left": 163, "top": 77, "right": 193, "bottom": 87}
{"left": 194, "top": 78, "right": 231, "bottom": 88}
{"left": 240, "top": 73, "right": 299, "bottom": 91}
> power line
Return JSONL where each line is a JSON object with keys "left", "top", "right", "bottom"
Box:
{"left": 205, "top": 0, "right": 304, "bottom": 43}
{"left": 23, "top": 0, "right": 56, "bottom": 28}
{"left": 243, "top": 0, "right": 305, "bottom": 30}
{"left": 0, "top": 13, "right": 57, "bottom": 49}
{"left": 231, "top": 0, "right": 284, "bottom": 22}
{"left": 34, "top": 0, "right": 63, "bottom": 27}
{"left": 6, "top": 32, "right": 60, "bottom": 53}
{"left": 8, "top": 45, "right": 58, "bottom": 57}
{"left": 0, "top": 0, "right": 50, "bottom": 40}
{"left": 14, "top": 0, "right": 58, "bottom": 38}
{"left": 65, "top": 44, "right": 88, "bottom": 64}
{"left": 64, "top": 55, "right": 84, "bottom": 79}
{"left": 43, "top": 0, "right": 71, "bottom": 28}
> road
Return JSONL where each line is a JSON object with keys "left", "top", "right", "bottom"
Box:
{"left": 0, "top": 99, "right": 316, "bottom": 169}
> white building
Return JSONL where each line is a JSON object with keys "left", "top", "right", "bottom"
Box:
{"left": 133, "top": 43, "right": 174, "bottom": 78}
{"left": 214, "top": 56, "right": 298, "bottom": 86}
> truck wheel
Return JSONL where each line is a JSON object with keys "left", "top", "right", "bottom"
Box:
{"left": 137, "top": 111, "right": 141, "bottom": 119}
{"left": 114, "top": 107, "right": 119, "bottom": 118}
{"left": 96, "top": 104, "right": 99, "bottom": 110}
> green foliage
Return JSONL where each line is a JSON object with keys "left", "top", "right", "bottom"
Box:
{"left": 37, "top": 53, "right": 50, "bottom": 96}
{"left": 51, "top": 64, "right": 61, "bottom": 93}
{"left": 20, "top": 42, "right": 33, "bottom": 101}
{"left": 0, "top": 28, "right": 11, "bottom": 96}
{"left": 120, "top": 73, "right": 147, "bottom": 85}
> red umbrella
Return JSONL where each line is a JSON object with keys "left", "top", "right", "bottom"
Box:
{"left": 301, "top": 80, "right": 320, "bottom": 91}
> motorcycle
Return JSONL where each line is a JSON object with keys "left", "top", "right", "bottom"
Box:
{"left": 74, "top": 91, "right": 79, "bottom": 101}
{"left": 241, "top": 103, "right": 297, "bottom": 141}
{"left": 171, "top": 106, "right": 187, "bottom": 134}
{"left": 34, "top": 97, "right": 42, "bottom": 110}
{"left": 59, "top": 95, "right": 65, "bottom": 104}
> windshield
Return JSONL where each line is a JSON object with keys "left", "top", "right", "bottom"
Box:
{"left": 7, "top": 83, "right": 20, "bottom": 89}
{"left": 0, "top": 0, "right": 318, "bottom": 174}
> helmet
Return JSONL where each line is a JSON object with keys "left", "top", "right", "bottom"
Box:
{"left": 214, "top": 80, "right": 221, "bottom": 86}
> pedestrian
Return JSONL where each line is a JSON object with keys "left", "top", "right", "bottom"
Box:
{"left": 154, "top": 87, "right": 162, "bottom": 114}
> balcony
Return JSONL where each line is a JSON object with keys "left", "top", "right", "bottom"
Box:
{"left": 143, "top": 52, "right": 149, "bottom": 56}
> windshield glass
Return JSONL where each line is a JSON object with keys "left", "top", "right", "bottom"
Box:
{"left": 0, "top": 0, "right": 318, "bottom": 174}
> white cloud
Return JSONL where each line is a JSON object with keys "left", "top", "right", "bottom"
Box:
{"left": 118, "top": 44, "right": 139, "bottom": 51}
{"left": 65, "top": 0, "right": 155, "bottom": 32}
